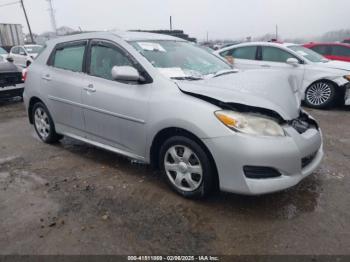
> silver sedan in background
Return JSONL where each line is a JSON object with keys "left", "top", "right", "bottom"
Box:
{"left": 23, "top": 31, "right": 323, "bottom": 198}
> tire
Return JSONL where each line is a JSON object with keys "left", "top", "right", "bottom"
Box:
{"left": 159, "top": 136, "right": 215, "bottom": 199}
{"left": 32, "top": 102, "right": 63, "bottom": 143}
{"left": 304, "top": 81, "right": 337, "bottom": 109}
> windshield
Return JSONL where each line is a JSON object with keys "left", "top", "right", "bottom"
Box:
{"left": 25, "top": 45, "right": 43, "bottom": 54}
{"left": 130, "top": 40, "right": 231, "bottom": 79}
{"left": 0, "top": 47, "right": 7, "bottom": 55}
{"left": 288, "top": 45, "right": 328, "bottom": 63}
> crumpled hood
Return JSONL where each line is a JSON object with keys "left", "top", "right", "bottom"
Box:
{"left": 177, "top": 69, "right": 301, "bottom": 120}
{"left": 316, "top": 60, "right": 350, "bottom": 72}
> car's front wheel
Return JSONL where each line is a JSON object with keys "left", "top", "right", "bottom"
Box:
{"left": 159, "top": 136, "right": 216, "bottom": 199}
{"left": 32, "top": 102, "right": 63, "bottom": 143}
{"left": 305, "top": 81, "right": 337, "bottom": 109}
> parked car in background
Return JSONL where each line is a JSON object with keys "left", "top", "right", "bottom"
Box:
{"left": 8, "top": 44, "right": 43, "bottom": 67}
{"left": 343, "top": 39, "right": 350, "bottom": 44}
{"left": 0, "top": 58, "right": 25, "bottom": 101}
{"left": 24, "top": 31, "right": 323, "bottom": 198}
{"left": 0, "top": 47, "right": 8, "bottom": 60}
{"left": 304, "top": 42, "right": 350, "bottom": 62}
{"left": 215, "top": 42, "right": 350, "bottom": 109}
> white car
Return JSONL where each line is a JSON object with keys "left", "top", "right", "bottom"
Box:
{"left": 8, "top": 44, "right": 43, "bottom": 68}
{"left": 215, "top": 42, "right": 350, "bottom": 109}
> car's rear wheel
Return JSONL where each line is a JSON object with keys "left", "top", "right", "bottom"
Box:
{"left": 305, "top": 81, "right": 337, "bottom": 109}
{"left": 159, "top": 136, "right": 215, "bottom": 199}
{"left": 32, "top": 102, "right": 62, "bottom": 143}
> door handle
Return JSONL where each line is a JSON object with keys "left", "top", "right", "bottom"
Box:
{"left": 83, "top": 84, "right": 96, "bottom": 93}
{"left": 261, "top": 64, "right": 271, "bottom": 68}
{"left": 41, "top": 74, "right": 52, "bottom": 81}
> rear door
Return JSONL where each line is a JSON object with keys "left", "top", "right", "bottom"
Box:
{"left": 17, "top": 47, "right": 28, "bottom": 67}
{"left": 220, "top": 45, "right": 260, "bottom": 70}
{"left": 43, "top": 40, "right": 87, "bottom": 135}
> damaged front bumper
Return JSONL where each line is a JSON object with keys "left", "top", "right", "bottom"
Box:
{"left": 203, "top": 121, "right": 323, "bottom": 195}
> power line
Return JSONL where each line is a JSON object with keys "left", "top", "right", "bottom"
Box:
{"left": 20, "top": 0, "right": 34, "bottom": 43}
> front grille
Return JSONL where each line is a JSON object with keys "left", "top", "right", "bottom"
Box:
{"left": 301, "top": 152, "right": 317, "bottom": 169}
{"left": 0, "top": 72, "right": 23, "bottom": 88}
{"left": 243, "top": 166, "right": 282, "bottom": 179}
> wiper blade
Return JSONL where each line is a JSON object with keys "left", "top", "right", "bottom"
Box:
{"left": 171, "top": 76, "right": 203, "bottom": 80}
{"left": 213, "top": 69, "right": 238, "bottom": 78}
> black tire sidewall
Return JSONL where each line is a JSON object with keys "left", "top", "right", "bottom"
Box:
{"left": 32, "top": 102, "right": 60, "bottom": 143}
{"left": 159, "top": 136, "right": 214, "bottom": 199}
{"left": 305, "top": 82, "right": 337, "bottom": 109}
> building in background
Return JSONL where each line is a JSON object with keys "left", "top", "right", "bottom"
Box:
{"left": 0, "top": 23, "right": 25, "bottom": 51}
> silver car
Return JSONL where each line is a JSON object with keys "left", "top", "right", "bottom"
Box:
{"left": 23, "top": 31, "right": 323, "bottom": 198}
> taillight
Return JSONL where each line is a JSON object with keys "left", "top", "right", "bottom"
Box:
{"left": 22, "top": 69, "right": 28, "bottom": 82}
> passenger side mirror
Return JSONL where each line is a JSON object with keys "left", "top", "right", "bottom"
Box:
{"left": 111, "top": 66, "right": 145, "bottom": 82}
{"left": 286, "top": 58, "right": 299, "bottom": 67}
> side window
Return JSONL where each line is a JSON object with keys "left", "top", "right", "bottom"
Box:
{"left": 18, "top": 47, "right": 26, "bottom": 55}
{"left": 89, "top": 43, "right": 133, "bottom": 80}
{"left": 310, "top": 45, "right": 329, "bottom": 55}
{"left": 53, "top": 43, "right": 86, "bottom": 72}
{"left": 11, "top": 47, "right": 19, "bottom": 54}
{"left": 331, "top": 46, "right": 350, "bottom": 57}
{"left": 262, "top": 46, "right": 296, "bottom": 63}
{"left": 219, "top": 50, "right": 230, "bottom": 57}
{"left": 231, "top": 46, "right": 257, "bottom": 60}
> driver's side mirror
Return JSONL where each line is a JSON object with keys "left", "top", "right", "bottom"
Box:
{"left": 6, "top": 57, "right": 14, "bottom": 63}
{"left": 111, "top": 66, "right": 145, "bottom": 82}
{"left": 286, "top": 58, "right": 299, "bottom": 67}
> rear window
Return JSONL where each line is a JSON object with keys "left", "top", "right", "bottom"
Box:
{"left": 331, "top": 46, "right": 350, "bottom": 57}
{"left": 52, "top": 43, "right": 86, "bottom": 72}
{"left": 231, "top": 46, "right": 257, "bottom": 60}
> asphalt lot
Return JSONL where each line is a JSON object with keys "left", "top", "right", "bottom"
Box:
{"left": 0, "top": 100, "right": 349, "bottom": 255}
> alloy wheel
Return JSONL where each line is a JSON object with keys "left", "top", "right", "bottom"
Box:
{"left": 164, "top": 145, "right": 203, "bottom": 192}
{"left": 306, "top": 82, "right": 332, "bottom": 106}
{"left": 34, "top": 107, "right": 50, "bottom": 139}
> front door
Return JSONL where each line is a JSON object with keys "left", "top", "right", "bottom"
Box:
{"left": 82, "top": 40, "right": 151, "bottom": 158}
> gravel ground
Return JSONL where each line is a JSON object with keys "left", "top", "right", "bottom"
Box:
{"left": 0, "top": 101, "right": 349, "bottom": 255}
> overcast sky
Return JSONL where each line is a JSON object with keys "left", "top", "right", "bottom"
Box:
{"left": 0, "top": 0, "right": 349, "bottom": 40}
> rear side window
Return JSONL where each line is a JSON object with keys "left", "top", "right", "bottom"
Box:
{"left": 310, "top": 45, "right": 329, "bottom": 55}
{"left": 230, "top": 46, "right": 257, "bottom": 60}
{"left": 52, "top": 43, "right": 86, "bottom": 72}
{"left": 331, "top": 46, "right": 350, "bottom": 57}
{"left": 261, "top": 46, "right": 295, "bottom": 63}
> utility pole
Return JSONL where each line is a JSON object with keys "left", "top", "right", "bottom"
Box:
{"left": 276, "top": 24, "right": 278, "bottom": 40}
{"left": 20, "top": 0, "right": 34, "bottom": 43}
{"left": 170, "top": 16, "right": 173, "bottom": 31}
{"left": 47, "top": 0, "right": 57, "bottom": 34}
{"left": 206, "top": 31, "right": 209, "bottom": 42}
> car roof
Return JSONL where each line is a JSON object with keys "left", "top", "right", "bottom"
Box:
{"left": 45, "top": 31, "right": 185, "bottom": 46}
{"left": 216, "top": 41, "right": 298, "bottom": 52}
